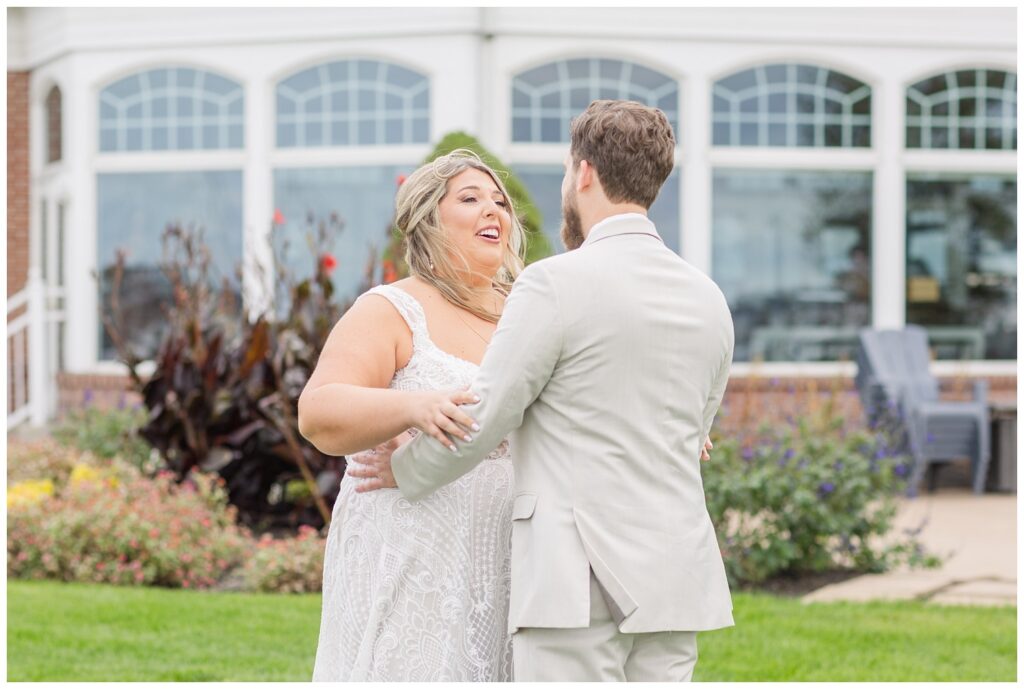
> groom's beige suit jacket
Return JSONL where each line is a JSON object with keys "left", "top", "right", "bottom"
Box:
{"left": 392, "top": 214, "right": 735, "bottom": 635}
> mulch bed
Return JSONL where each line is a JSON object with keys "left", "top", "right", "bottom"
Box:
{"left": 740, "top": 569, "right": 864, "bottom": 598}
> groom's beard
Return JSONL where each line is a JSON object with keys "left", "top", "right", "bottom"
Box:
{"left": 560, "top": 189, "right": 585, "bottom": 251}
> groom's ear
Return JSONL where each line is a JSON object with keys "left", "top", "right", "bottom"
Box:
{"left": 577, "top": 159, "right": 595, "bottom": 193}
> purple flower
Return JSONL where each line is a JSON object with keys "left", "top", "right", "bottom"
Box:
{"left": 875, "top": 447, "right": 887, "bottom": 459}
{"left": 769, "top": 377, "right": 780, "bottom": 388}
{"left": 742, "top": 447, "right": 755, "bottom": 461}
{"left": 83, "top": 388, "right": 94, "bottom": 405}
{"left": 833, "top": 461, "right": 844, "bottom": 472}
{"left": 784, "top": 448, "right": 795, "bottom": 459}
{"left": 818, "top": 481, "right": 836, "bottom": 496}
{"left": 894, "top": 464, "right": 909, "bottom": 477}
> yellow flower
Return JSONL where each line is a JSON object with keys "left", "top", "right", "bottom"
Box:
{"left": 7, "top": 478, "right": 55, "bottom": 509}
{"left": 69, "top": 464, "right": 102, "bottom": 486}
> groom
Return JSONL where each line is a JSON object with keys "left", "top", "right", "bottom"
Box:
{"left": 362, "top": 100, "right": 734, "bottom": 681}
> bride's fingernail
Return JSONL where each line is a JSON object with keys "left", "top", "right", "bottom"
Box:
{"left": 471, "top": 423, "right": 480, "bottom": 432}
{"left": 463, "top": 434, "right": 472, "bottom": 442}
{"left": 449, "top": 444, "right": 458, "bottom": 453}
{"left": 473, "top": 396, "right": 481, "bottom": 403}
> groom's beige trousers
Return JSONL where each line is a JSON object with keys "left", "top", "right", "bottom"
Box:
{"left": 512, "top": 572, "right": 698, "bottom": 682}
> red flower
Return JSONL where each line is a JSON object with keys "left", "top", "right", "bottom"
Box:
{"left": 273, "top": 208, "right": 286, "bottom": 225}
{"left": 321, "top": 254, "right": 338, "bottom": 274}
{"left": 382, "top": 258, "right": 398, "bottom": 284}
{"left": 396, "top": 174, "right": 407, "bottom": 187}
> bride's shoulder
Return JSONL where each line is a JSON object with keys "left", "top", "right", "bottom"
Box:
{"left": 386, "top": 276, "right": 429, "bottom": 299}
{"left": 353, "top": 279, "right": 431, "bottom": 334}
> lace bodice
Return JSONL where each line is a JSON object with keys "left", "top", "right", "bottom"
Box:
{"left": 373, "top": 283, "right": 480, "bottom": 391}
{"left": 358, "top": 284, "right": 510, "bottom": 459}
{"left": 312, "top": 283, "right": 514, "bottom": 682}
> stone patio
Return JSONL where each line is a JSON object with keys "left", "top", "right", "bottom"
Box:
{"left": 803, "top": 487, "right": 1017, "bottom": 607}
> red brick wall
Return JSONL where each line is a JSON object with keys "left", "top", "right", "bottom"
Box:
{"left": 8, "top": 71, "right": 31, "bottom": 298}
{"left": 54, "top": 371, "right": 1015, "bottom": 426}
{"left": 56, "top": 372, "right": 143, "bottom": 419}
{"left": 716, "top": 374, "right": 1016, "bottom": 437}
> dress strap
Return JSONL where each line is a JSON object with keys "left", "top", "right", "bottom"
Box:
{"left": 361, "top": 284, "right": 430, "bottom": 343}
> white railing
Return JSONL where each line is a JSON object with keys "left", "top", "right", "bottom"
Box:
{"left": 7, "top": 268, "right": 65, "bottom": 428}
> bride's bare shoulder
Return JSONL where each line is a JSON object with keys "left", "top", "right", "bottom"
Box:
{"left": 389, "top": 276, "right": 435, "bottom": 300}
{"left": 388, "top": 276, "right": 451, "bottom": 316}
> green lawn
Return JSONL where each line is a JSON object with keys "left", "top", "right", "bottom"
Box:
{"left": 7, "top": 581, "right": 1017, "bottom": 681}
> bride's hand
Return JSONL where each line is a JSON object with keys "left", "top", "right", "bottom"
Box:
{"left": 347, "top": 431, "right": 414, "bottom": 492}
{"left": 701, "top": 437, "right": 713, "bottom": 462}
{"left": 404, "top": 389, "right": 480, "bottom": 452}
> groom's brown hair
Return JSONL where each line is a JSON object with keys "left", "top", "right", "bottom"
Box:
{"left": 568, "top": 100, "right": 675, "bottom": 209}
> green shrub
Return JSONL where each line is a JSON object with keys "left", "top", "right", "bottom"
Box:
{"left": 52, "top": 406, "right": 156, "bottom": 473}
{"left": 703, "top": 410, "right": 938, "bottom": 586}
{"left": 242, "top": 526, "right": 325, "bottom": 593}
{"left": 8, "top": 462, "right": 252, "bottom": 589}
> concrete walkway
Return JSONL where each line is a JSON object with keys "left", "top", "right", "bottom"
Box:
{"left": 803, "top": 488, "right": 1017, "bottom": 607}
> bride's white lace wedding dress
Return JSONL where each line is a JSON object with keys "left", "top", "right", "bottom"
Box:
{"left": 312, "top": 284, "right": 514, "bottom": 682}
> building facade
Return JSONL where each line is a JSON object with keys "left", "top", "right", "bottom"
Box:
{"left": 6, "top": 7, "right": 1017, "bottom": 423}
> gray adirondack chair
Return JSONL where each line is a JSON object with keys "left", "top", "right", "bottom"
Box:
{"left": 855, "top": 325, "right": 990, "bottom": 496}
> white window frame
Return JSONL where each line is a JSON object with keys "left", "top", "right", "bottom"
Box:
{"left": 503, "top": 55, "right": 686, "bottom": 255}
{"left": 88, "top": 65, "right": 249, "bottom": 373}
{"left": 275, "top": 59, "right": 431, "bottom": 148}
{"left": 711, "top": 62, "right": 872, "bottom": 148}
{"left": 906, "top": 68, "right": 1016, "bottom": 151}
{"left": 97, "top": 66, "right": 245, "bottom": 153}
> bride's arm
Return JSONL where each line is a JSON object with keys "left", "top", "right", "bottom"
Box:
{"left": 390, "top": 262, "right": 563, "bottom": 501}
{"left": 298, "top": 295, "right": 477, "bottom": 457}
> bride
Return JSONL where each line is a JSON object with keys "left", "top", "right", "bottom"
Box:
{"left": 298, "top": 150, "right": 523, "bottom": 681}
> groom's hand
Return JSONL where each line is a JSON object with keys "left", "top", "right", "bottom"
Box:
{"left": 348, "top": 432, "right": 413, "bottom": 492}
{"left": 701, "top": 437, "right": 713, "bottom": 462}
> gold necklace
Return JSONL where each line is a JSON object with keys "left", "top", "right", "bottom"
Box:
{"left": 454, "top": 292, "right": 500, "bottom": 345}
{"left": 454, "top": 307, "right": 495, "bottom": 345}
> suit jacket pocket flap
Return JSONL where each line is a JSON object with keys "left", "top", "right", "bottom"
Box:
{"left": 511, "top": 493, "right": 537, "bottom": 520}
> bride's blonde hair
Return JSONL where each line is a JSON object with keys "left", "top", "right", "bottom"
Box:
{"left": 394, "top": 149, "right": 527, "bottom": 324}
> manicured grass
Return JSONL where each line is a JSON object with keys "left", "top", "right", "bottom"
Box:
{"left": 693, "top": 592, "right": 1017, "bottom": 681}
{"left": 7, "top": 581, "right": 1017, "bottom": 681}
{"left": 7, "top": 581, "right": 321, "bottom": 681}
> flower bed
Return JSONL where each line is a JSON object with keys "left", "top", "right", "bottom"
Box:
{"left": 703, "top": 387, "right": 938, "bottom": 586}
{"left": 7, "top": 435, "right": 329, "bottom": 593}
{"left": 242, "top": 526, "right": 325, "bottom": 594}
{"left": 8, "top": 451, "right": 252, "bottom": 589}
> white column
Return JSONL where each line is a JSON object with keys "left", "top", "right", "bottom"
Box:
{"left": 27, "top": 268, "right": 48, "bottom": 426}
{"left": 475, "top": 8, "right": 496, "bottom": 150}
{"left": 65, "top": 56, "right": 100, "bottom": 371}
{"left": 681, "top": 71, "right": 712, "bottom": 274}
{"left": 243, "top": 69, "right": 274, "bottom": 320}
{"left": 872, "top": 76, "right": 906, "bottom": 329}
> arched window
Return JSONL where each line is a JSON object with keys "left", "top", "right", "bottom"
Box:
{"left": 45, "top": 85, "right": 61, "bottom": 163}
{"left": 511, "top": 58, "right": 679, "bottom": 143}
{"left": 906, "top": 68, "right": 1016, "bottom": 150}
{"left": 275, "top": 59, "right": 429, "bottom": 147}
{"left": 98, "top": 67, "right": 244, "bottom": 152}
{"left": 713, "top": 63, "right": 871, "bottom": 147}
